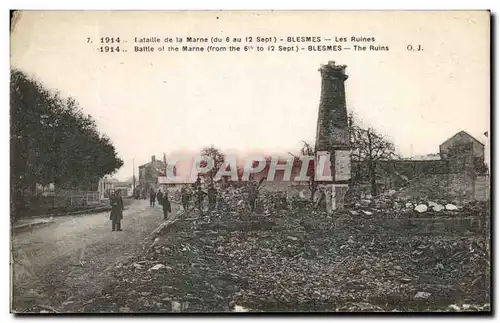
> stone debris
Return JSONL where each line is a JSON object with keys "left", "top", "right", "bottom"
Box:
{"left": 233, "top": 305, "right": 250, "bottom": 312}
{"left": 171, "top": 301, "right": 181, "bottom": 312}
{"left": 149, "top": 264, "right": 166, "bottom": 271}
{"left": 427, "top": 201, "right": 438, "bottom": 208}
{"left": 387, "top": 190, "right": 397, "bottom": 196}
{"left": 73, "top": 187, "right": 489, "bottom": 313}
{"left": 347, "top": 302, "right": 384, "bottom": 312}
{"left": 445, "top": 204, "right": 458, "bottom": 211}
{"left": 432, "top": 204, "right": 445, "bottom": 212}
{"left": 414, "top": 204, "right": 428, "bottom": 213}
{"left": 361, "top": 199, "right": 372, "bottom": 206}
{"left": 414, "top": 292, "right": 432, "bottom": 300}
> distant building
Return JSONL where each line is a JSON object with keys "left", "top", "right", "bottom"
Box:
{"left": 439, "top": 130, "right": 486, "bottom": 173}
{"left": 439, "top": 130, "right": 485, "bottom": 159}
{"left": 138, "top": 155, "right": 167, "bottom": 190}
{"left": 98, "top": 177, "right": 133, "bottom": 198}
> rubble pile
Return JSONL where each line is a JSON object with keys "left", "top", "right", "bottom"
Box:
{"left": 77, "top": 188, "right": 490, "bottom": 313}
{"left": 346, "top": 189, "right": 489, "bottom": 220}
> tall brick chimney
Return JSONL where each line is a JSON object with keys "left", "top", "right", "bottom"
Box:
{"left": 315, "top": 61, "right": 351, "bottom": 212}
{"left": 315, "top": 61, "right": 350, "bottom": 152}
{"left": 151, "top": 155, "right": 156, "bottom": 162}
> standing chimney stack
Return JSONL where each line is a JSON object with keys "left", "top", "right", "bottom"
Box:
{"left": 316, "top": 61, "right": 350, "bottom": 151}
{"left": 315, "top": 61, "right": 351, "bottom": 212}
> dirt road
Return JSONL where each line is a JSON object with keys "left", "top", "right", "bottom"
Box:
{"left": 11, "top": 199, "right": 177, "bottom": 313}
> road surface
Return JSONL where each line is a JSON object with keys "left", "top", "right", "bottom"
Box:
{"left": 11, "top": 199, "right": 177, "bottom": 313}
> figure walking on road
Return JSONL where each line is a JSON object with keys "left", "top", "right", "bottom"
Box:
{"left": 109, "top": 190, "right": 124, "bottom": 231}
{"left": 181, "top": 186, "right": 190, "bottom": 211}
{"left": 156, "top": 189, "right": 164, "bottom": 206}
{"left": 149, "top": 189, "right": 156, "bottom": 207}
{"left": 162, "top": 191, "right": 172, "bottom": 220}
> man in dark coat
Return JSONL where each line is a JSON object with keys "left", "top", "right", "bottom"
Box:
{"left": 149, "top": 189, "right": 156, "bottom": 207}
{"left": 109, "top": 190, "right": 124, "bottom": 231}
{"left": 162, "top": 191, "right": 172, "bottom": 220}
{"left": 157, "top": 189, "right": 164, "bottom": 206}
{"left": 181, "top": 186, "right": 190, "bottom": 211}
{"left": 207, "top": 184, "right": 217, "bottom": 211}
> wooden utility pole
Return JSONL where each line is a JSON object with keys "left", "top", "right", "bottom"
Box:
{"left": 132, "top": 158, "right": 136, "bottom": 189}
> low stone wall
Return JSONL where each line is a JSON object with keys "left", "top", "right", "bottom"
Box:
{"left": 407, "top": 215, "right": 485, "bottom": 233}
{"left": 398, "top": 173, "right": 489, "bottom": 202}
{"left": 474, "top": 175, "right": 490, "bottom": 201}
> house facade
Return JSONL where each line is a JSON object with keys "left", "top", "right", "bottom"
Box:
{"left": 98, "top": 177, "right": 133, "bottom": 199}
{"left": 439, "top": 131, "right": 486, "bottom": 173}
{"left": 138, "top": 155, "right": 167, "bottom": 191}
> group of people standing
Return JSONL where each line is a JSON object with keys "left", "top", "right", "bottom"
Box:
{"left": 109, "top": 178, "right": 263, "bottom": 232}
{"left": 178, "top": 177, "right": 260, "bottom": 213}
{"left": 108, "top": 187, "right": 173, "bottom": 232}
{"left": 179, "top": 177, "right": 218, "bottom": 214}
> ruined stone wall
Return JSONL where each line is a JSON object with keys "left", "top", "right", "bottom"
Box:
{"left": 397, "top": 173, "right": 480, "bottom": 202}
{"left": 474, "top": 175, "right": 490, "bottom": 201}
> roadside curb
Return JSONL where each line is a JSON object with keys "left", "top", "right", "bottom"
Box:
{"left": 12, "top": 206, "right": 112, "bottom": 232}
{"left": 48, "top": 206, "right": 111, "bottom": 217}
{"left": 12, "top": 219, "right": 55, "bottom": 231}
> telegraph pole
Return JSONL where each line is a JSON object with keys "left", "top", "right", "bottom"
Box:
{"left": 132, "top": 158, "right": 136, "bottom": 189}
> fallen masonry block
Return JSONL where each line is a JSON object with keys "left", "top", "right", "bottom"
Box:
{"left": 414, "top": 204, "right": 428, "bottom": 213}
{"left": 414, "top": 291, "right": 432, "bottom": 300}
{"left": 233, "top": 305, "right": 250, "bottom": 312}
{"left": 149, "top": 264, "right": 166, "bottom": 271}
{"left": 445, "top": 204, "right": 458, "bottom": 211}
{"left": 432, "top": 204, "right": 445, "bottom": 212}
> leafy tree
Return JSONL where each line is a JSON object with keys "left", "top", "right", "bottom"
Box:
{"left": 11, "top": 69, "right": 123, "bottom": 200}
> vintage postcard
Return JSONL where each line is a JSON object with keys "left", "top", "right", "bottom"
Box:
{"left": 10, "top": 11, "right": 490, "bottom": 313}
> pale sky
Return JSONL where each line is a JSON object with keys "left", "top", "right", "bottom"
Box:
{"left": 11, "top": 11, "right": 490, "bottom": 180}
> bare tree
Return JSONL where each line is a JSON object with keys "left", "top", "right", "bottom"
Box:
{"left": 349, "top": 113, "right": 398, "bottom": 197}
{"left": 289, "top": 141, "right": 317, "bottom": 201}
{"left": 300, "top": 141, "right": 318, "bottom": 201}
{"left": 200, "top": 145, "right": 225, "bottom": 184}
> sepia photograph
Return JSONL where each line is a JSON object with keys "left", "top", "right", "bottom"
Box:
{"left": 9, "top": 10, "right": 490, "bottom": 313}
